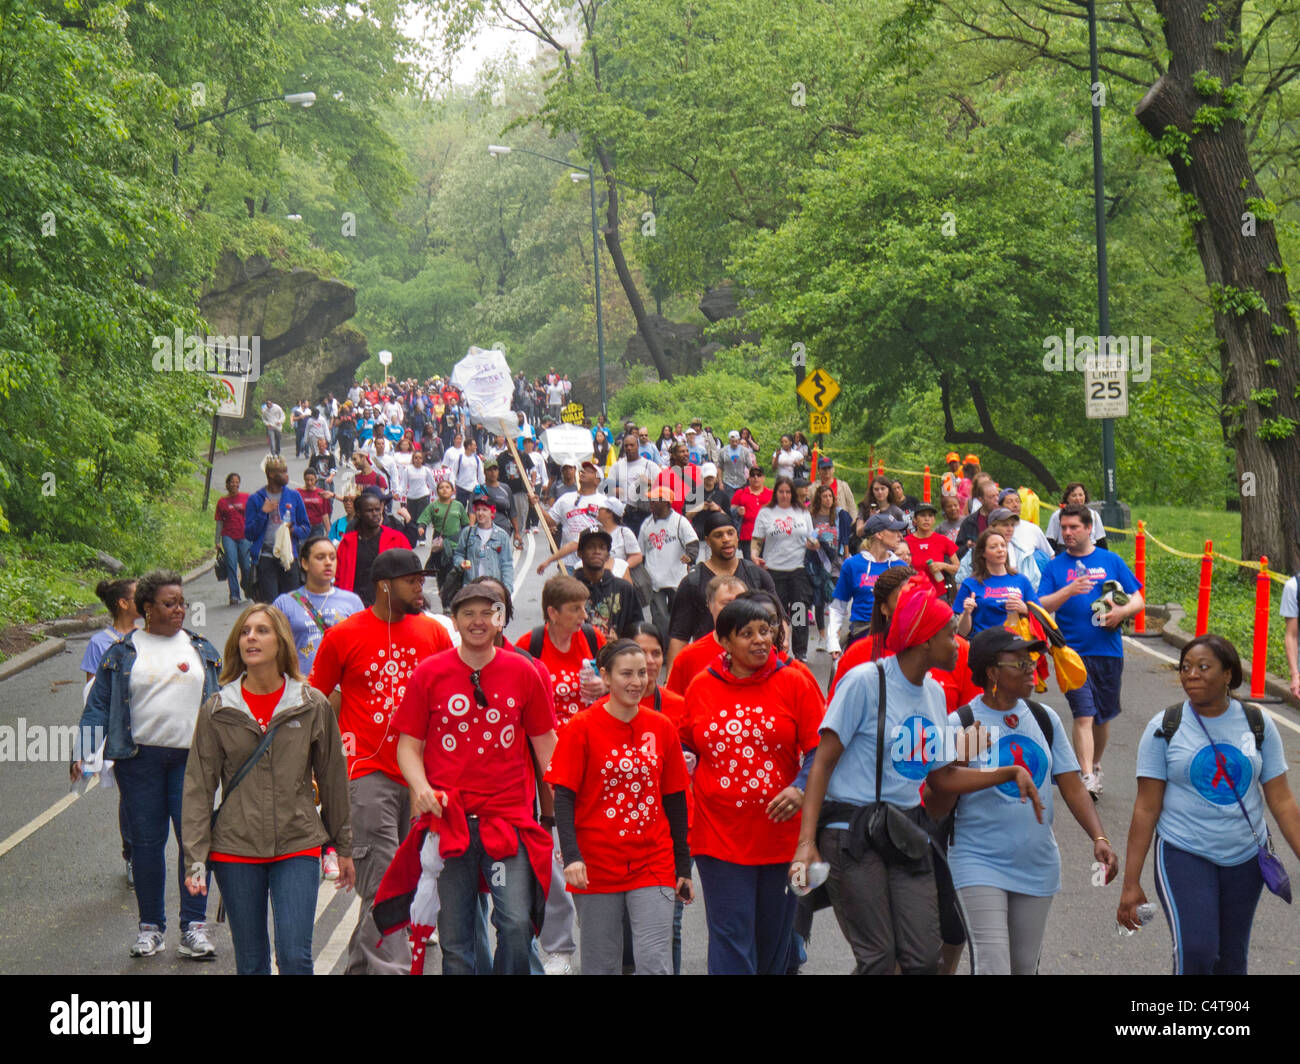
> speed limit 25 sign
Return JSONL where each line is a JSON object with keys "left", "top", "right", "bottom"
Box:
{"left": 1084, "top": 364, "right": 1128, "bottom": 419}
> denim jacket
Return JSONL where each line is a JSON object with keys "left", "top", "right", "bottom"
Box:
{"left": 78, "top": 629, "right": 222, "bottom": 761}
{"left": 452, "top": 523, "right": 515, "bottom": 587}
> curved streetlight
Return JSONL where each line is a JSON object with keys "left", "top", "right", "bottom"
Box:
{"left": 174, "top": 92, "right": 317, "bottom": 174}
{"left": 488, "top": 144, "right": 609, "bottom": 416}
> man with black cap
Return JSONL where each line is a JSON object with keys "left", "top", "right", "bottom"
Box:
{"left": 905, "top": 501, "right": 958, "bottom": 596}
{"left": 573, "top": 527, "right": 642, "bottom": 639}
{"left": 392, "top": 581, "right": 557, "bottom": 974}
{"left": 826, "top": 513, "right": 909, "bottom": 658}
{"left": 816, "top": 455, "right": 856, "bottom": 515}
{"left": 665, "top": 509, "right": 776, "bottom": 667}
{"left": 308, "top": 548, "right": 453, "bottom": 974}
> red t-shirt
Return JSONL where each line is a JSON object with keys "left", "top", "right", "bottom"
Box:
{"left": 828, "top": 632, "right": 979, "bottom": 714}
{"left": 665, "top": 633, "right": 722, "bottom": 697}
{"left": 300, "top": 488, "right": 331, "bottom": 528}
{"left": 546, "top": 704, "right": 688, "bottom": 893}
{"left": 215, "top": 493, "right": 249, "bottom": 539}
{"left": 905, "top": 532, "right": 957, "bottom": 594}
{"left": 655, "top": 466, "right": 698, "bottom": 515}
{"left": 393, "top": 647, "right": 555, "bottom": 817}
{"left": 730, "top": 486, "right": 772, "bottom": 541}
{"left": 308, "top": 610, "right": 452, "bottom": 784}
{"left": 241, "top": 682, "right": 284, "bottom": 732}
{"left": 680, "top": 654, "right": 824, "bottom": 864}
{"left": 526, "top": 626, "right": 606, "bottom": 730}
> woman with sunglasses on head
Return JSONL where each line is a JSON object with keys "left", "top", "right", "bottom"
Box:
{"left": 923, "top": 627, "right": 1118, "bottom": 974}
{"left": 680, "top": 593, "right": 825, "bottom": 974}
{"left": 181, "top": 604, "right": 355, "bottom": 975}
{"left": 74, "top": 570, "right": 221, "bottom": 960}
{"left": 954, "top": 529, "right": 1038, "bottom": 638}
{"left": 1118, "top": 634, "right": 1300, "bottom": 973}
{"left": 547, "top": 639, "right": 692, "bottom": 975}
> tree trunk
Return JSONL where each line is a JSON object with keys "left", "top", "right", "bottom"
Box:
{"left": 940, "top": 375, "right": 1061, "bottom": 494}
{"left": 592, "top": 143, "right": 673, "bottom": 382}
{"left": 1137, "top": 1, "right": 1300, "bottom": 571}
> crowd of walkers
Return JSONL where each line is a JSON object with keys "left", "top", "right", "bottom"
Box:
{"left": 66, "top": 381, "right": 1300, "bottom": 976}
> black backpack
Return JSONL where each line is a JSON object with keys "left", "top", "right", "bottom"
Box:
{"left": 522, "top": 623, "right": 599, "bottom": 660}
{"left": 948, "top": 699, "right": 1055, "bottom": 844}
{"left": 1153, "top": 700, "right": 1265, "bottom": 750}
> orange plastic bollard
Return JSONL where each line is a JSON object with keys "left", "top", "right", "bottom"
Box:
{"left": 1195, "top": 540, "right": 1213, "bottom": 637}
{"left": 1251, "top": 557, "right": 1272, "bottom": 699}
{"left": 923, "top": 466, "right": 931, "bottom": 503}
{"left": 877, "top": 461, "right": 884, "bottom": 479}
{"left": 1134, "top": 520, "right": 1147, "bottom": 634}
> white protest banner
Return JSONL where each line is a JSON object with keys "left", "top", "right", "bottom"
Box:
{"left": 451, "top": 346, "right": 515, "bottom": 436}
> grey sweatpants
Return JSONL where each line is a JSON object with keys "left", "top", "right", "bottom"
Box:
{"left": 346, "top": 772, "right": 411, "bottom": 975}
{"left": 539, "top": 826, "right": 577, "bottom": 955}
{"left": 574, "top": 887, "right": 675, "bottom": 975}
{"left": 954, "top": 885, "right": 1054, "bottom": 975}
{"left": 820, "top": 826, "right": 940, "bottom": 975}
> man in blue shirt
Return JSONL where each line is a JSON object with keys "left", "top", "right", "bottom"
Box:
{"left": 1036, "top": 504, "right": 1144, "bottom": 799}
{"left": 826, "top": 514, "right": 908, "bottom": 658}
{"left": 244, "top": 456, "right": 312, "bottom": 601}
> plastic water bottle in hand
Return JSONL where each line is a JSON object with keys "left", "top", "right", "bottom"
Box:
{"left": 1116, "top": 902, "right": 1158, "bottom": 937}
{"left": 789, "top": 861, "right": 830, "bottom": 897}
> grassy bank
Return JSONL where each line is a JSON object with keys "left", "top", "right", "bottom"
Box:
{"left": 0, "top": 473, "right": 213, "bottom": 647}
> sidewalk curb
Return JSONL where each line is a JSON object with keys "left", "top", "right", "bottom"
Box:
{"left": 1153, "top": 602, "right": 1300, "bottom": 712}
{"left": 0, "top": 637, "right": 68, "bottom": 682}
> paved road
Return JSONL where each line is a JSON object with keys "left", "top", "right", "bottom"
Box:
{"left": 1, "top": 444, "right": 1298, "bottom": 975}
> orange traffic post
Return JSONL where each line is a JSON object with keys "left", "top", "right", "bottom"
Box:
{"left": 877, "top": 461, "right": 884, "bottom": 479}
{"left": 923, "top": 466, "right": 931, "bottom": 503}
{"left": 1250, "top": 557, "right": 1283, "bottom": 702}
{"left": 1134, "top": 521, "right": 1147, "bottom": 633}
{"left": 1195, "top": 540, "right": 1213, "bottom": 637}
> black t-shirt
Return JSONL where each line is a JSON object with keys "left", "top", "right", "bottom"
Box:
{"left": 667, "top": 558, "right": 777, "bottom": 643}
{"left": 484, "top": 482, "right": 515, "bottom": 533}
{"left": 307, "top": 453, "right": 336, "bottom": 480}
{"left": 499, "top": 453, "right": 527, "bottom": 493}
{"left": 354, "top": 532, "right": 382, "bottom": 606}
{"left": 576, "top": 569, "right": 642, "bottom": 640}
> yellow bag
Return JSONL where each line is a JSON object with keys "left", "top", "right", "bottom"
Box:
{"left": 1018, "top": 486, "right": 1041, "bottom": 526}
{"left": 1025, "top": 601, "right": 1089, "bottom": 693}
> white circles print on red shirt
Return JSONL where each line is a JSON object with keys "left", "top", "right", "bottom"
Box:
{"left": 601, "top": 743, "right": 662, "bottom": 838}
{"left": 709, "top": 703, "right": 781, "bottom": 809}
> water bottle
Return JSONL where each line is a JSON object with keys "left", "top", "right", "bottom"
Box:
{"left": 1116, "top": 902, "right": 1158, "bottom": 937}
{"left": 789, "top": 861, "right": 830, "bottom": 897}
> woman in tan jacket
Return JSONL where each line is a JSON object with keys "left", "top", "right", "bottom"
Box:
{"left": 182, "top": 604, "right": 354, "bottom": 975}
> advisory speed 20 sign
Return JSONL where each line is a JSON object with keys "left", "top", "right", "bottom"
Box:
{"left": 810, "top": 411, "right": 830, "bottom": 434}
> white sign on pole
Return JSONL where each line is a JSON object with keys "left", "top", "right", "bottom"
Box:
{"left": 209, "top": 373, "right": 248, "bottom": 418}
{"left": 452, "top": 346, "right": 516, "bottom": 436}
{"left": 1084, "top": 358, "right": 1129, "bottom": 419}
{"left": 378, "top": 349, "right": 393, "bottom": 366}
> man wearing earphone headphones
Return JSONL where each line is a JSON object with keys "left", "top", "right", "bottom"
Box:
{"left": 309, "top": 549, "right": 453, "bottom": 975}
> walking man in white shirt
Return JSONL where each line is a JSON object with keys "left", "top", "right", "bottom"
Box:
{"left": 638, "top": 486, "right": 700, "bottom": 633}
{"left": 261, "top": 399, "right": 286, "bottom": 457}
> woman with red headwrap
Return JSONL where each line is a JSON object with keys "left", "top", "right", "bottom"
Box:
{"left": 793, "top": 575, "right": 1044, "bottom": 974}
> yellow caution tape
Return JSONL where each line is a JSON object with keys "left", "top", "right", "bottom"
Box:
{"left": 1120, "top": 525, "right": 1288, "bottom": 584}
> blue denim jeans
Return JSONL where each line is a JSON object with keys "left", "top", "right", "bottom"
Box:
{"left": 113, "top": 745, "right": 208, "bottom": 932}
{"left": 437, "top": 820, "right": 535, "bottom": 975}
{"left": 213, "top": 856, "right": 320, "bottom": 975}
{"left": 221, "top": 535, "right": 253, "bottom": 602}
{"left": 694, "top": 855, "right": 795, "bottom": 975}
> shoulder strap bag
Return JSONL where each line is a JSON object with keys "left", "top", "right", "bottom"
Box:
{"left": 1188, "top": 706, "right": 1290, "bottom": 903}
{"left": 865, "top": 662, "right": 933, "bottom": 868}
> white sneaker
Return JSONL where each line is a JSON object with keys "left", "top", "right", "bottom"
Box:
{"left": 178, "top": 922, "right": 217, "bottom": 961}
{"left": 322, "top": 849, "right": 340, "bottom": 881}
{"left": 1093, "top": 765, "right": 1105, "bottom": 793}
{"left": 129, "top": 924, "right": 165, "bottom": 958}
{"left": 1083, "top": 772, "right": 1101, "bottom": 801}
{"left": 542, "top": 951, "right": 573, "bottom": 975}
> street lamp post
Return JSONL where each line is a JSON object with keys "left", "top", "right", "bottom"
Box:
{"left": 488, "top": 144, "right": 608, "bottom": 419}
{"left": 1086, "top": 3, "right": 1127, "bottom": 533}
{"left": 174, "top": 92, "right": 316, "bottom": 176}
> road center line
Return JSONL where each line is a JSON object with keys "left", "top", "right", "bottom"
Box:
{"left": 0, "top": 777, "right": 99, "bottom": 861}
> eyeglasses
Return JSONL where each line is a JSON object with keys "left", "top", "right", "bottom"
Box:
{"left": 468, "top": 670, "right": 489, "bottom": 708}
{"left": 995, "top": 659, "right": 1035, "bottom": 673}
